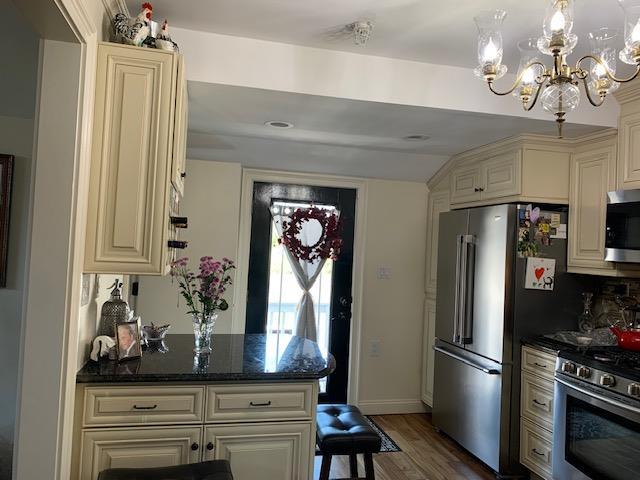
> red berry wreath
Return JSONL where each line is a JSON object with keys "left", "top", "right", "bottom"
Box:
{"left": 279, "top": 206, "right": 343, "bottom": 262}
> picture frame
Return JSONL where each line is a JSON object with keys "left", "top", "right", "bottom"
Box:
{"left": 0, "top": 154, "right": 14, "bottom": 288}
{"left": 116, "top": 319, "right": 142, "bottom": 362}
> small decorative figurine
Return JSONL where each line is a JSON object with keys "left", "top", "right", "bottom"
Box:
{"left": 90, "top": 335, "right": 116, "bottom": 362}
{"left": 156, "top": 19, "right": 176, "bottom": 51}
{"left": 113, "top": 2, "right": 153, "bottom": 47}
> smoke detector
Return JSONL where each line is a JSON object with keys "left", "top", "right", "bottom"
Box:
{"left": 347, "top": 21, "right": 374, "bottom": 46}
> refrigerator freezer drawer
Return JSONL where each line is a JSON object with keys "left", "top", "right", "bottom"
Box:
{"left": 432, "top": 347, "right": 505, "bottom": 472}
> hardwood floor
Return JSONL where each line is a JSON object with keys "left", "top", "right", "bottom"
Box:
{"left": 313, "top": 413, "right": 495, "bottom": 480}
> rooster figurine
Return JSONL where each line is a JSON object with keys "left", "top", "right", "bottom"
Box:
{"left": 113, "top": 2, "right": 153, "bottom": 47}
{"left": 156, "top": 19, "right": 176, "bottom": 51}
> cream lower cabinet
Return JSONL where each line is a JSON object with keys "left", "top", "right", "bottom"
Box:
{"left": 203, "top": 422, "right": 311, "bottom": 480}
{"left": 421, "top": 299, "right": 437, "bottom": 407}
{"left": 520, "top": 346, "right": 556, "bottom": 480}
{"left": 75, "top": 382, "right": 317, "bottom": 480}
{"left": 80, "top": 426, "right": 202, "bottom": 477}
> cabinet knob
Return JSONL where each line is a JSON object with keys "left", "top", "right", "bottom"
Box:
{"left": 206, "top": 442, "right": 214, "bottom": 451}
{"left": 191, "top": 442, "right": 199, "bottom": 451}
{"left": 474, "top": 187, "right": 485, "bottom": 193}
{"left": 168, "top": 240, "right": 188, "bottom": 249}
{"left": 180, "top": 171, "right": 187, "bottom": 178}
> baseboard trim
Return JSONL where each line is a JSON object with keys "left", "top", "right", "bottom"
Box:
{"left": 357, "top": 398, "right": 427, "bottom": 415}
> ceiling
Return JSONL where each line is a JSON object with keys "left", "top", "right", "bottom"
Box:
{"left": 129, "top": 0, "right": 629, "bottom": 69}
{"left": 187, "top": 82, "right": 602, "bottom": 181}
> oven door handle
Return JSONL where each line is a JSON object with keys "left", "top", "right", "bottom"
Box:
{"left": 556, "top": 377, "right": 640, "bottom": 415}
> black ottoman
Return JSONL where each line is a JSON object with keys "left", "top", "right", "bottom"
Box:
{"left": 97, "top": 460, "right": 233, "bottom": 480}
{"left": 316, "top": 404, "right": 382, "bottom": 480}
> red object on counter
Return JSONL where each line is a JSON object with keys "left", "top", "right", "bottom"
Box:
{"left": 610, "top": 327, "right": 640, "bottom": 351}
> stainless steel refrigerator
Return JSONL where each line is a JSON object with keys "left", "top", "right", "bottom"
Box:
{"left": 432, "top": 204, "right": 587, "bottom": 478}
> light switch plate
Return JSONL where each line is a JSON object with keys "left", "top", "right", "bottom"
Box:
{"left": 81, "top": 274, "right": 91, "bottom": 306}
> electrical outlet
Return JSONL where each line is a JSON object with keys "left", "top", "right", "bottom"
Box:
{"left": 370, "top": 340, "right": 381, "bottom": 357}
{"left": 377, "top": 266, "right": 392, "bottom": 280}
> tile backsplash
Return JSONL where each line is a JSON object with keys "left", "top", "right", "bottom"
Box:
{"left": 592, "top": 278, "right": 640, "bottom": 328}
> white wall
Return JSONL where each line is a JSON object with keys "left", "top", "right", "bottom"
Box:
{"left": 357, "top": 179, "right": 427, "bottom": 414}
{"left": 0, "top": 116, "right": 35, "bottom": 479}
{"left": 136, "top": 160, "right": 243, "bottom": 334}
{"left": 0, "top": 1, "right": 39, "bottom": 476}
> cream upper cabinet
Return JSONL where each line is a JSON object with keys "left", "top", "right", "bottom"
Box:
{"left": 450, "top": 165, "right": 482, "bottom": 204}
{"left": 618, "top": 110, "right": 640, "bottom": 189}
{"left": 425, "top": 189, "right": 450, "bottom": 295}
{"left": 421, "top": 298, "right": 436, "bottom": 407}
{"left": 171, "top": 55, "right": 188, "bottom": 197}
{"left": 449, "top": 141, "right": 569, "bottom": 207}
{"left": 568, "top": 141, "right": 617, "bottom": 274}
{"left": 203, "top": 422, "right": 312, "bottom": 480}
{"left": 482, "top": 150, "right": 522, "bottom": 198}
{"left": 85, "top": 43, "right": 186, "bottom": 275}
{"left": 79, "top": 426, "right": 202, "bottom": 479}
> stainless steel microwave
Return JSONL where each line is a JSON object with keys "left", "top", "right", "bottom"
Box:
{"left": 605, "top": 189, "right": 640, "bottom": 263}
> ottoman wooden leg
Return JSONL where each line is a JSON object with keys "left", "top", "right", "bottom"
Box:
{"left": 363, "top": 452, "right": 375, "bottom": 480}
{"left": 319, "top": 454, "right": 332, "bottom": 480}
{"left": 349, "top": 454, "right": 358, "bottom": 478}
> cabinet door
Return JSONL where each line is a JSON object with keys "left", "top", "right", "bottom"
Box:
{"left": 618, "top": 111, "right": 640, "bottom": 189}
{"left": 85, "top": 43, "right": 177, "bottom": 274}
{"left": 79, "top": 426, "right": 201, "bottom": 480}
{"left": 425, "top": 190, "right": 450, "bottom": 294}
{"left": 421, "top": 299, "right": 437, "bottom": 407}
{"left": 203, "top": 422, "right": 312, "bottom": 480}
{"left": 450, "top": 165, "right": 482, "bottom": 204}
{"left": 481, "top": 150, "right": 521, "bottom": 199}
{"left": 171, "top": 55, "right": 187, "bottom": 197}
{"left": 568, "top": 145, "right": 616, "bottom": 272}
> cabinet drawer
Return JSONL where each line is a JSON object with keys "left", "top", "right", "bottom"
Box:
{"left": 83, "top": 386, "right": 205, "bottom": 426}
{"left": 520, "top": 419, "right": 553, "bottom": 479}
{"left": 522, "top": 346, "right": 556, "bottom": 379}
{"left": 206, "top": 383, "right": 314, "bottom": 423}
{"left": 521, "top": 372, "right": 554, "bottom": 430}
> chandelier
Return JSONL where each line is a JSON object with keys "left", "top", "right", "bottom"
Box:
{"left": 474, "top": 0, "right": 640, "bottom": 137}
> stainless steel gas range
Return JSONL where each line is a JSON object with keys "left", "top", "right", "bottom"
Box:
{"left": 553, "top": 348, "right": 640, "bottom": 480}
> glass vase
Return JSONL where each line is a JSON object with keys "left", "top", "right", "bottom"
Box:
{"left": 192, "top": 313, "right": 217, "bottom": 354}
{"left": 578, "top": 292, "right": 595, "bottom": 334}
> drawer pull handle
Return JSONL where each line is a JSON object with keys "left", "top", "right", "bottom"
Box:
{"left": 532, "top": 399, "right": 547, "bottom": 407}
{"left": 133, "top": 404, "right": 158, "bottom": 410}
{"left": 206, "top": 442, "right": 214, "bottom": 451}
{"left": 249, "top": 401, "right": 272, "bottom": 407}
{"left": 533, "top": 362, "right": 547, "bottom": 368}
{"left": 532, "top": 448, "right": 546, "bottom": 457}
{"left": 191, "top": 442, "right": 199, "bottom": 451}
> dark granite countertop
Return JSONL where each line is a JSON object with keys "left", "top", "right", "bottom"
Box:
{"left": 521, "top": 336, "right": 571, "bottom": 355}
{"left": 77, "top": 334, "right": 335, "bottom": 383}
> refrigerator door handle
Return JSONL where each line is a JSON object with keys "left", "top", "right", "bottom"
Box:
{"left": 433, "top": 345, "right": 500, "bottom": 375}
{"left": 461, "top": 235, "right": 476, "bottom": 345}
{"left": 453, "top": 235, "right": 464, "bottom": 344}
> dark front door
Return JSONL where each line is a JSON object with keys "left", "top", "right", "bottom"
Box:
{"left": 246, "top": 182, "right": 356, "bottom": 403}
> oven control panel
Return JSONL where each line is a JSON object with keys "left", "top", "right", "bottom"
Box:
{"left": 556, "top": 358, "right": 640, "bottom": 401}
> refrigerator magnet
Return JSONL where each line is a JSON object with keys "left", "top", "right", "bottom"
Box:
{"left": 525, "top": 257, "right": 556, "bottom": 291}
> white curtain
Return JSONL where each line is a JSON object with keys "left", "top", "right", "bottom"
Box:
{"left": 272, "top": 206, "right": 338, "bottom": 341}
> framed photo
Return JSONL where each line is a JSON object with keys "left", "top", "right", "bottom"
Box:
{"left": 116, "top": 320, "right": 142, "bottom": 362}
{"left": 0, "top": 154, "right": 14, "bottom": 288}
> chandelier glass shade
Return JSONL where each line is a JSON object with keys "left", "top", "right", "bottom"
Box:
{"left": 475, "top": 0, "right": 640, "bottom": 137}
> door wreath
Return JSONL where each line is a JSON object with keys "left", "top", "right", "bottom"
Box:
{"left": 279, "top": 206, "right": 343, "bottom": 262}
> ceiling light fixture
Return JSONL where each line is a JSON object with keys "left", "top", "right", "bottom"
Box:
{"left": 347, "top": 21, "right": 374, "bottom": 46}
{"left": 402, "top": 134, "right": 430, "bottom": 141}
{"left": 474, "top": 0, "right": 640, "bottom": 137}
{"left": 264, "top": 120, "right": 294, "bottom": 129}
